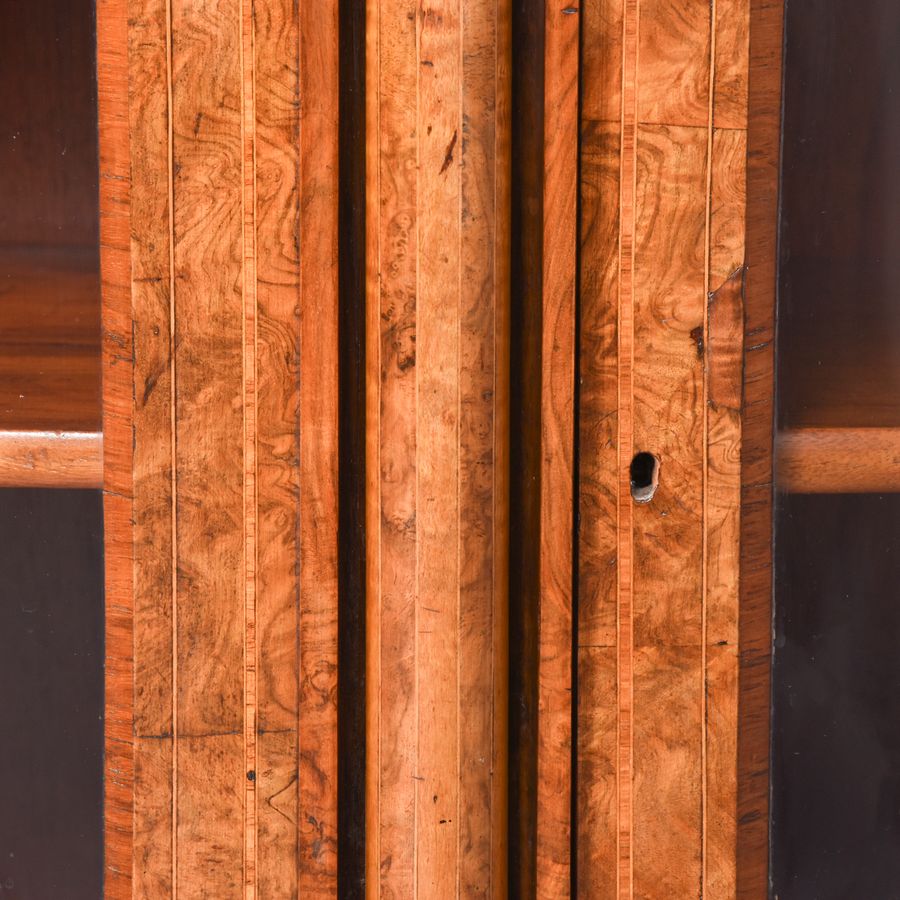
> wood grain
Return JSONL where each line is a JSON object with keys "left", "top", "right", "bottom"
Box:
{"left": 776, "top": 427, "right": 900, "bottom": 494}
{"left": 128, "top": 0, "right": 175, "bottom": 892}
{"left": 253, "top": 0, "right": 303, "bottom": 893}
{"left": 738, "top": 1, "right": 783, "bottom": 894}
{"left": 632, "top": 120, "right": 708, "bottom": 900}
{"left": 535, "top": 4, "right": 579, "bottom": 897}
{"left": 297, "top": 0, "right": 340, "bottom": 891}
{"left": 577, "top": 0, "right": 751, "bottom": 895}
{"left": 170, "top": 1, "right": 245, "bottom": 892}
{"left": 577, "top": 0, "right": 623, "bottom": 893}
{"left": 366, "top": 1, "right": 510, "bottom": 895}
{"left": 109, "top": 0, "right": 340, "bottom": 894}
{"left": 705, "top": 151, "right": 746, "bottom": 900}
{"left": 0, "top": 430, "right": 101, "bottom": 488}
{"left": 98, "top": 0, "right": 135, "bottom": 896}
{"left": 616, "top": 3, "right": 639, "bottom": 894}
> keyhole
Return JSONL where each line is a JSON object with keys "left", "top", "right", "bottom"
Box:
{"left": 630, "top": 452, "right": 659, "bottom": 503}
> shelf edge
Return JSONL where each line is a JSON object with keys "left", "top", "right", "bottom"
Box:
{"left": 0, "top": 430, "right": 102, "bottom": 489}
{"left": 776, "top": 427, "right": 900, "bottom": 494}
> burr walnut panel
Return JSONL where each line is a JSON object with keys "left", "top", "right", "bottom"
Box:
{"left": 100, "top": 0, "right": 339, "bottom": 895}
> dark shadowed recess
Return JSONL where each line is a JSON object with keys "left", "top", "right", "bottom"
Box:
{"left": 337, "top": 0, "right": 367, "bottom": 897}
{"left": 772, "top": 494, "right": 900, "bottom": 899}
{"left": 0, "top": 490, "right": 104, "bottom": 899}
{"left": 777, "top": 0, "right": 900, "bottom": 430}
{"left": 772, "top": 1, "right": 900, "bottom": 896}
{"left": 509, "top": 1, "right": 545, "bottom": 896}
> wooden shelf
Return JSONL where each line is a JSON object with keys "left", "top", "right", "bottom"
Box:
{"left": 0, "top": 430, "right": 101, "bottom": 488}
{"left": 777, "top": 427, "right": 900, "bottom": 494}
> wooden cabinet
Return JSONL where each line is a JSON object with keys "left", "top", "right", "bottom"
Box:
{"left": 2, "top": 0, "right": 898, "bottom": 897}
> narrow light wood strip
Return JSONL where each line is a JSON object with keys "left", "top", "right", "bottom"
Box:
{"left": 617, "top": 2, "right": 639, "bottom": 897}
{"left": 165, "top": 0, "right": 179, "bottom": 893}
{"left": 777, "top": 428, "right": 900, "bottom": 494}
{"left": 240, "top": 0, "right": 259, "bottom": 893}
{"left": 0, "top": 430, "right": 102, "bottom": 488}
{"left": 367, "top": 3, "right": 424, "bottom": 896}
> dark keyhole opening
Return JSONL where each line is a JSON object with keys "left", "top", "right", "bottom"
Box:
{"left": 630, "top": 452, "right": 659, "bottom": 503}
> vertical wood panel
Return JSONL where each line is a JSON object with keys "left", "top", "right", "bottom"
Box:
{"left": 416, "top": 5, "right": 462, "bottom": 893}
{"left": 366, "top": 1, "right": 510, "bottom": 895}
{"left": 99, "top": 0, "right": 135, "bottom": 895}
{"left": 171, "top": 1, "right": 245, "bottom": 893}
{"left": 616, "top": 2, "right": 639, "bottom": 894}
{"left": 535, "top": 5, "right": 579, "bottom": 897}
{"left": 298, "top": 0, "right": 341, "bottom": 891}
{"left": 577, "top": 0, "right": 623, "bottom": 892}
{"left": 704, "top": 120, "right": 747, "bottom": 900}
{"left": 366, "top": 2, "right": 418, "bottom": 893}
{"left": 116, "top": 0, "right": 340, "bottom": 894}
{"left": 577, "top": 0, "right": 752, "bottom": 895}
{"left": 240, "top": 1, "right": 259, "bottom": 890}
{"left": 632, "top": 121, "right": 707, "bottom": 900}
{"left": 109, "top": 0, "right": 765, "bottom": 893}
{"left": 459, "top": 3, "right": 510, "bottom": 895}
{"left": 128, "top": 0, "right": 175, "bottom": 890}
{"left": 253, "top": 0, "right": 301, "bottom": 891}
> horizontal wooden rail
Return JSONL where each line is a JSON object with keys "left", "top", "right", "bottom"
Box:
{"left": 777, "top": 427, "right": 900, "bottom": 494}
{"left": 0, "top": 430, "right": 102, "bottom": 488}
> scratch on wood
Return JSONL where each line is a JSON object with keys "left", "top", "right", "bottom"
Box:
{"left": 439, "top": 129, "right": 458, "bottom": 174}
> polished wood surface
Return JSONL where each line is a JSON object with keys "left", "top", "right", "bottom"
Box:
{"left": 777, "top": 427, "right": 900, "bottom": 494}
{"left": 576, "top": 0, "right": 621, "bottom": 893}
{"left": 577, "top": 0, "right": 750, "bottom": 895}
{"left": 365, "top": 1, "right": 510, "bottom": 896}
{"left": 98, "top": 1, "right": 135, "bottom": 896}
{"left": 0, "top": 248, "right": 100, "bottom": 433}
{"left": 83, "top": 1, "right": 795, "bottom": 893}
{"left": 535, "top": 4, "right": 579, "bottom": 897}
{"left": 0, "top": 430, "right": 101, "bottom": 488}
{"left": 100, "top": 0, "right": 340, "bottom": 894}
